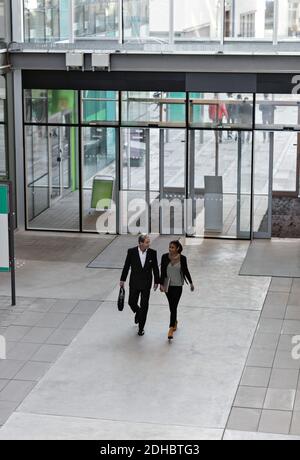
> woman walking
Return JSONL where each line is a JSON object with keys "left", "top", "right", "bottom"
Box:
{"left": 160, "top": 241, "right": 194, "bottom": 341}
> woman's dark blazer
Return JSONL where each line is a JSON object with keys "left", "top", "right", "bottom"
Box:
{"left": 160, "top": 253, "right": 193, "bottom": 286}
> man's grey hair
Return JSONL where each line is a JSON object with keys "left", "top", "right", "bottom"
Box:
{"left": 138, "top": 234, "right": 150, "bottom": 244}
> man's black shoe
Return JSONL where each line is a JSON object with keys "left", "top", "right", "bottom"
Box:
{"left": 138, "top": 330, "right": 145, "bottom": 336}
{"left": 134, "top": 309, "right": 140, "bottom": 325}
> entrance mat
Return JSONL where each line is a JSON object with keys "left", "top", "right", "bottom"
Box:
{"left": 240, "top": 240, "right": 300, "bottom": 278}
{"left": 259, "top": 197, "right": 300, "bottom": 238}
{"left": 87, "top": 235, "right": 182, "bottom": 269}
{"left": 15, "top": 232, "right": 115, "bottom": 264}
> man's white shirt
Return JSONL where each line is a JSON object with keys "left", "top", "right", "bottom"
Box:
{"left": 138, "top": 247, "right": 147, "bottom": 268}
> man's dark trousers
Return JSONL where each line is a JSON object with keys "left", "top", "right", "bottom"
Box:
{"left": 128, "top": 287, "right": 151, "bottom": 332}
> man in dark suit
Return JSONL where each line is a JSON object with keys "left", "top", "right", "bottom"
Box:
{"left": 120, "top": 235, "right": 160, "bottom": 336}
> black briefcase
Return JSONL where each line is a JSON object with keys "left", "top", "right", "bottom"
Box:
{"left": 117, "top": 287, "right": 125, "bottom": 312}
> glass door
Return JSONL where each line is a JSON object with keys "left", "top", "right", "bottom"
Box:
{"left": 120, "top": 127, "right": 149, "bottom": 234}
{"left": 26, "top": 124, "right": 79, "bottom": 231}
{"left": 81, "top": 127, "right": 117, "bottom": 233}
{"left": 25, "top": 125, "right": 49, "bottom": 222}
{"left": 160, "top": 129, "right": 186, "bottom": 235}
{"left": 188, "top": 129, "right": 252, "bottom": 239}
{"left": 120, "top": 127, "right": 186, "bottom": 235}
{"left": 253, "top": 131, "right": 300, "bottom": 239}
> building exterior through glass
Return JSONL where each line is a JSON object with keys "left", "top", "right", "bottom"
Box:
{"left": 22, "top": 0, "right": 300, "bottom": 44}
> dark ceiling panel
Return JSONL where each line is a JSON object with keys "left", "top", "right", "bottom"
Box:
{"left": 186, "top": 73, "right": 257, "bottom": 93}
{"left": 257, "top": 74, "right": 300, "bottom": 94}
{"left": 22, "top": 70, "right": 186, "bottom": 92}
{"left": 22, "top": 70, "right": 300, "bottom": 95}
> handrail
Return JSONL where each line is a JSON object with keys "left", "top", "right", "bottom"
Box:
{"left": 27, "top": 172, "right": 48, "bottom": 188}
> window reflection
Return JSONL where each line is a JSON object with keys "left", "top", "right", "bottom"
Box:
{"left": 0, "top": 0, "right": 6, "bottom": 41}
{"left": 81, "top": 91, "right": 118, "bottom": 125}
{"left": 174, "top": 0, "right": 221, "bottom": 40}
{"left": 24, "top": 90, "right": 78, "bottom": 124}
{"left": 225, "top": 0, "right": 274, "bottom": 39}
{"left": 24, "top": 0, "right": 68, "bottom": 42}
{"left": 123, "top": 0, "right": 169, "bottom": 41}
{"left": 74, "top": 0, "right": 119, "bottom": 39}
{"left": 278, "top": 0, "right": 300, "bottom": 39}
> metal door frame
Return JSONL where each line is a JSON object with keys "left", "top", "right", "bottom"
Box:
{"left": 253, "top": 131, "right": 274, "bottom": 239}
{"left": 236, "top": 131, "right": 253, "bottom": 239}
{"left": 48, "top": 125, "right": 63, "bottom": 204}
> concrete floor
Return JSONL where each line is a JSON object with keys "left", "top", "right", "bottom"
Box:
{"left": 0, "top": 234, "right": 300, "bottom": 439}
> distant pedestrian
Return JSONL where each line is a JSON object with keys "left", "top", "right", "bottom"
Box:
{"left": 209, "top": 94, "right": 228, "bottom": 143}
{"left": 239, "top": 97, "right": 252, "bottom": 143}
{"left": 259, "top": 94, "right": 276, "bottom": 142}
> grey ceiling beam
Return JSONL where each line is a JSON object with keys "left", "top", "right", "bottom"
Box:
{"left": 9, "top": 51, "right": 300, "bottom": 74}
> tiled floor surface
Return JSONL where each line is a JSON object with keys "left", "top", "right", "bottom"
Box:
{"left": 227, "top": 277, "right": 300, "bottom": 436}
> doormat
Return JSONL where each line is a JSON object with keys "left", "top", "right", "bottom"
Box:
{"left": 240, "top": 240, "right": 300, "bottom": 278}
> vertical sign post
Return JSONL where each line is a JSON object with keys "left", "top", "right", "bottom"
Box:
{"left": 0, "top": 182, "right": 16, "bottom": 306}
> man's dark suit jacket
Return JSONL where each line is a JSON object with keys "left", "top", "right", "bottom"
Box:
{"left": 121, "top": 247, "right": 160, "bottom": 291}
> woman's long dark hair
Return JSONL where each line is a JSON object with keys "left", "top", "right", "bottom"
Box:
{"left": 169, "top": 240, "right": 183, "bottom": 254}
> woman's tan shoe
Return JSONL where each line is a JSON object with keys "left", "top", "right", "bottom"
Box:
{"left": 173, "top": 321, "right": 178, "bottom": 332}
{"left": 168, "top": 327, "right": 174, "bottom": 340}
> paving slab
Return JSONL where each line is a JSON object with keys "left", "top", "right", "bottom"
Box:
{"left": 0, "top": 413, "right": 223, "bottom": 440}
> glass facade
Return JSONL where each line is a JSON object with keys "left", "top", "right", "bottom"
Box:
{"left": 189, "top": 93, "right": 253, "bottom": 130}
{"left": 123, "top": 0, "right": 169, "bottom": 41}
{"left": 74, "top": 0, "right": 119, "bottom": 39}
{"left": 225, "top": 0, "right": 274, "bottom": 39}
{"left": 82, "top": 91, "right": 118, "bottom": 125}
{"left": 122, "top": 92, "right": 185, "bottom": 127}
{"left": 82, "top": 126, "right": 117, "bottom": 232}
{"left": 24, "top": 89, "right": 78, "bottom": 124}
{"left": 272, "top": 132, "right": 299, "bottom": 193}
{"left": 256, "top": 94, "right": 300, "bottom": 130}
{"left": 174, "top": 0, "right": 221, "bottom": 40}
{"left": 24, "top": 0, "right": 70, "bottom": 42}
{"left": 22, "top": 89, "right": 300, "bottom": 239}
{"left": 189, "top": 129, "right": 252, "bottom": 238}
{"left": 21, "top": 0, "right": 300, "bottom": 44}
{"left": 0, "top": 0, "right": 6, "bottom": 41}
{"left": 278, "top": 0, "right": 300, "bottom": 39}
{"left": 0, "top": 75, "right": 7, "bottom": 178}
{"left": 24, "top": 89, "right": 79, "bottom": 230}
{"left": 25, "top": 121, "right": 79, "bottom": 231}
